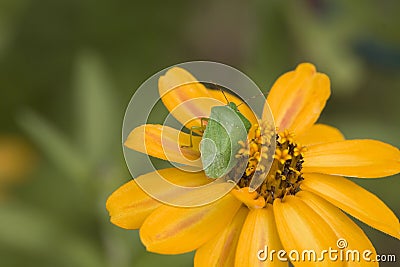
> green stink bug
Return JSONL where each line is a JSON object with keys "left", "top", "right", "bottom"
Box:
{"left": 183, "top": 89, "right": 252, "bottom": 179}
{"left": 201, "top": 101, "right": 251, "bottom": 178}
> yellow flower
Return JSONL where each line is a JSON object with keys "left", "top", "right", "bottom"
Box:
{"left": 0, "top": 135, "right": 38, "bottom": 200}
{"left": 106, "top": 63, "right": 400, "bottom": 266}
{"left": 0, "top": 135, "right": 37, "bottom": 180}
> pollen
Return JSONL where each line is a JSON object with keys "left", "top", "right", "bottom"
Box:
{"left": 234, "top": 122, "right": 306, "bottom": 205}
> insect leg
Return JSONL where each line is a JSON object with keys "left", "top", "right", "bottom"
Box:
{"left": 181, "top": 125, "right": 206, "bottom": 148}
{"left": 200, "top": 117, "right": 209, "bottom": 129}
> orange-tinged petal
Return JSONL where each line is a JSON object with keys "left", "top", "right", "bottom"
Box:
{"left": 159, "top": 67, "right": 224, "bottom": 130}
{"left": 208, "top": 89, "right": 258, "bottom": 125}
{"left": 265, "top": 63, "right": 330, "bottom": 135}
{"left": 300, "top": 173, "right": 400, "bottom": 239}
{"left": 159, "top": 67, "right": 210, "bottom": 115}
{"left": 194, "top": 206, "right": 248, "bottom": 267}
{"left": 159, "top": 67, "right": 257, "bottom": 131}
{"left": 148, "top": 182, "right": 235, "bottom": 208}
{"left": 140, "top": 192, "right": 242, "bottom": 254}
{"left": 297, "top": 191, "right": 378, "bottom": 267}
{"left": 231, "top": 187, "right": 266, "bottom": 209}
{"left": 273, "top": 195, "right": 343, "bottom": 267}
{"left": 235, "top": 205, "right": 287, "bottom": 267}
{"left": 106, "top": 179, "right": 159, "bottom": 229}
{"left": 106, "top": 168, "right": 209, "bottom": 229}
{"left": 296, "top": 124, "right": 344, "bottom": 146}
{"left": 124, "top": 124, "right": 202, "bottom": 167}
{"left": 303, "top": 139, "right": 400, "bottom": 178}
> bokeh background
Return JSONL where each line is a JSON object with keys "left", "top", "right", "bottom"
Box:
{"left": 0, "top": 0, "right": 399, "bottom": 266}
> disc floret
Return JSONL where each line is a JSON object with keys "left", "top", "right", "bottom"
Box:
{"left": 236, "top": 123, "right": 306, "bottom": 204}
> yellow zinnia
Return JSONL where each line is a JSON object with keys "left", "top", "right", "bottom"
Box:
{"left": 0, "top": 135, "right": 37, "bottom": 200}
{"left": 106, "top": 63, "right": 400, "bottom": 266}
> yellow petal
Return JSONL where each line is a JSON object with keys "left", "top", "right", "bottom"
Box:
{"left": 296, "top": 124, "right": 344, "bottom": 146}
{"left": 231, "top": 187, "right": 266, "bottom": 209}
{"left": 106, "top": 179, "right": 158, "bottom": 230}
{"left": 235, "top": 204, "right": 287, "bottom": 267}
{"left": 303, "top": 139, "right": 400, "bottom": 178}
{"left": 265, "top": 63, "right": 330, "bottom": 135}
{"left": 106, "top": 168, "right": 209, "bottom": 229}
{"left": 140, "top": 192, "right": 242, "bottom": 254}
{"left": 300, "top": 173, "right": 400, "bottom": 239}
{"left": 159, "top": 67, "right": 225, "bottom": 130}
{"left": 159, "top": 67, "right": 257, "bottom": 131}
{"left": 194, "top": 206, "right": 248, "bottom": 267}
{"left": 273, "top": 195, "right": 343, "bottom": 267}
{"left": 124, "top": 124, "right": 202, "bottom": 167}
{"left": 297, "top": 191, "right": 378, "bottom": 267}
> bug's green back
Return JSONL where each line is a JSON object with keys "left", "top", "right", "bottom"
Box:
{"left": 200, "top": 103, "right": 251, "bottom": 178}
{"left": 227, "top": 102, "right": 251, "bottom": 131}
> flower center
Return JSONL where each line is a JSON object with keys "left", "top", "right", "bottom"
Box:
{"left": 236, "top": 124, "right": 306, "bottom": 204}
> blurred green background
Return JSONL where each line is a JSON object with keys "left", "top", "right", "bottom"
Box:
{"left": 0, "top": 0, "right": 399, "bottom": 266}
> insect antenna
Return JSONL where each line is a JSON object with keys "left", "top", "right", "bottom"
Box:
{"left": 208, "top": 82, "right": 230, "bottom": 104}
{"left": 220, "top": 88, "right": 229, "bottom": 104}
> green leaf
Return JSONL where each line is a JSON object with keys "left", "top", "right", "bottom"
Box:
{"left": 0, "top": 202, "right": 105, "bottom": 267}
{"left": 73, "top": 50, "right": 120, "bottom": 164}
{"left": 17, "top": 110, "right": 88, "bottom": 183}
{"left": 133, "top": 251, "right": 194, "bottom": 267}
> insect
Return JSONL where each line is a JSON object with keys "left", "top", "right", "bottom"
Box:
{"left": 183, "top": 88, "right": 252, "bottom": 179}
